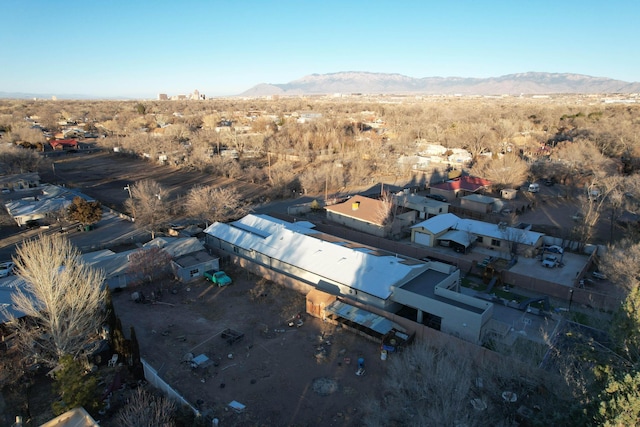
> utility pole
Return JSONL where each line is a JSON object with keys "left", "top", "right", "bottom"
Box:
{"left": 568, "top": 289, "right": 574, "bottom": 312}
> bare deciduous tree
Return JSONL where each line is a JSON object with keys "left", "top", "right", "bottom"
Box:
{"left": 2, "top": 234, "right": 107, "bottom": 366}
{"left": 470, "top": 153, "right": 528, "bottom": 190}
{"left": 116, "top": 388, "right": 176, "bottom": 427}
{"left": 364, "top": 337, "right": 574, "bottom": 427}
{"left": 0, "top": 143, "right": 43, "bottom": 174}
{"left": 127, "top": 246, "right": 173, "bottom": 285}
{"left": 184, "top": 185, "right": 250, "bottom": 226}
{"left": 125, "top": 179, "right": 170, "bottom": 239}
{"left": 373, "top": 190, "right": 394, "bottom": 226}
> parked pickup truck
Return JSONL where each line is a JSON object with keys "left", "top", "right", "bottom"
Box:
{"left": 204, "top": 270, "right": 232, "bottom": 287}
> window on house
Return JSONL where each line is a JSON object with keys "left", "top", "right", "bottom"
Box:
{"left": 189, "top": 269, "right": 199, "bottom": 277}
{"left": 233, "top": 247, "right": 239, "bottom": 254}
{"left": 491, "top": 239, "right": 501, "bottom": 247}
{"left": 476, "top": 236, "right": 483, "bottom": 243}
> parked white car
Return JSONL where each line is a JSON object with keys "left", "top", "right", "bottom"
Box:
{"left": 543, "top": 245, "right": 564, "bottom": 254}
{"left": 542, "top": 255, "right": 558, "bottom": 268}
{"left": 0, "top": 261, "right": 15, "bottom": 277}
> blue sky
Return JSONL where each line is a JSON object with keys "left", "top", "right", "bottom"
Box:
{"left": 1, "top": 0, "right": 638, "bottom": 98}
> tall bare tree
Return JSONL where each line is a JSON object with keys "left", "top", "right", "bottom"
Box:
{"left": 184, "top": 185, "right": 250, "bottom": 226}
{"left": 2, "top": 234, "right": 107, "bottom": 366}
{"left": 470, "top": 153, "right": 528, "bottom": 190}
{"left": 125, "top": 179, "right": 170, "bottom": 239}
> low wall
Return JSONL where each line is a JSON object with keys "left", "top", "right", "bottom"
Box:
{"left": 103, "top": 206, "right": 133, "bottom": 222}
{"left": 141, "top": 358, "right": 198, "bottom": 415}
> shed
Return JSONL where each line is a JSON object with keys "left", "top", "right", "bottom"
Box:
{"left": 460, "top": 194, "right": 495, "bottom": 213}
{"left": 500, "top": 189, "right": 517, "bottom": 200}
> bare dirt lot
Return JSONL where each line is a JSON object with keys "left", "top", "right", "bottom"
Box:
{"left": 39, "top": 151, "right": 268, "bottom": 212}
{"left": 111, "top": 267, "right": 386, "bottom": 426}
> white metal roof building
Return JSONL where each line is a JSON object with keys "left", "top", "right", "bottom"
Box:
{"left": 205, "top": 214, "right": 493, "bottom": 343}
{"left": 411, "top": 213, "right": 545, "bottom": 256}
{"left": 205, "top": 215, "right": 493, "bottom": 342}
{"left": 205, "top": 214, "right": 430, "bottom": 307}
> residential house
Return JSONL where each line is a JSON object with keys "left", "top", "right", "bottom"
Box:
{"left": 448, "top": 148, "right": 473, "bottom": 164}
{"left": 4, "top": 184, "right": 90, "bottom": 226}
{"left": 392, "top": 192, "right": 449, "bottom": 220}
{"left": 40, "top": 407, "right": 100, "bottom": 427}
{"left": 49, "top": 139, "right": 78, "bottom": 150}
{"left": 143, "top": 237, "right": 219, "bottom": 282}
{"left": 80, "top": 237, "right": 217, "bottom": 288}
{"left": 411, "top": 213, "right": 544, "bottom": 258}
{"left": 204, "top": 214, "right": 493, "bottom": 343}
{"left": 63, "top": 129, "right": 85, "bottom": 139}
{"left": 0, "top": 172, "right": 40, "bottom": 191}
{"left": 80, "top": 248, "right": 138, "bottom": 289}
{"left": 0, "top": 276, "right": 27, "bottom": 324}
{"left": 325, "top": 195, "right": 416, "bottom": 239}
{"left": 429, "top": 176, "right": 491, "bottom": 200}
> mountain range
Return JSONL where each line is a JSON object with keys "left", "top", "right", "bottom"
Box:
{"left": 241, "top": 72, "right": 640, "bottom": 97}
{"left": 2, "top": 72, "right": 639, "bottom": 100}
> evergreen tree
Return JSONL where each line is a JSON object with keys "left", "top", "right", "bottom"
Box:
{"left": 52, "top": 355, "right": 102, "bottom": 416}
{"left": 67, "top": 196, "right": 102, "bottom": 226}
{"left": 129, "top": 326, "right": 144, "bottom": 380}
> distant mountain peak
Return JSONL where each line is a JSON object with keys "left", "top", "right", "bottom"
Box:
{"left": 241, "top": 71, "right": 640, "bottom": 97}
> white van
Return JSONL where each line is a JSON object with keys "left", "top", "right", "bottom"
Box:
{"left": 528, "top": 183, "right": 540, "bottom": 193}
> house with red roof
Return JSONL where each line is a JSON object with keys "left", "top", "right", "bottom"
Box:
{"left": 49, "top": 139, "right": 78, "bottom": 150}
{"left": 429, "top": 176, "right": 491, "bottom": 200}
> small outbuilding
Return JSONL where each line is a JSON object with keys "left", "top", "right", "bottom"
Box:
{"left": 460, "top": 194, "right": 496, "bottom": 214}
{"left": 500, "top": 188, "right": 517, "bottom": 200}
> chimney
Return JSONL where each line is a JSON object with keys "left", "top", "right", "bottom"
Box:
{"left": 352, "top": 201, "right": 360, "bottom": 210}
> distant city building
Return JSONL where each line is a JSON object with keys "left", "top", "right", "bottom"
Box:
{"left": 158, "top": 91, "right": 205, "bottom": 100}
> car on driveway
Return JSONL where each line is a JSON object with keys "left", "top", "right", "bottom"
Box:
{"left": 0, "top": 261, "right": 15, "bottom": 277}
{"left": 542, "top": 255, "right": 558, "bottom": 268}
{"left": 572, "top": 212, "right": 584, "bottom": 222}
{"left": 592, "top": 271, "right": 606, "bottom": 280}
{"left": 543, "top": 245, "right": 564, "bottom": 254}
{"left": 426, "top": 194, "right": 448, "bottom": 202}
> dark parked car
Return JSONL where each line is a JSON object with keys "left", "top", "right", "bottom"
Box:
{"left": 544, "top": 178, "right": 554, "bottom": 186}
{"left": 426, "top": 194, "right": 448, "bottom": 202}
{"left": 25, "top": 220, "right": 40, "bottom": 229}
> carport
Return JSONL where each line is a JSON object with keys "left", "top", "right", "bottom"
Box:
{"left": 438, "top": 229, "right": 474, "bottom": 254}
{"left": 324, "top": 300, "right": 399, "bottom": 340}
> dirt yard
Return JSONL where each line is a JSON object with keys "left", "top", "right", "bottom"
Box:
{"left": 39, "top": 151, "right": 268, "bottom": 212}
{"left": 111, "top": 267, "right": 387, "bottom": 426}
